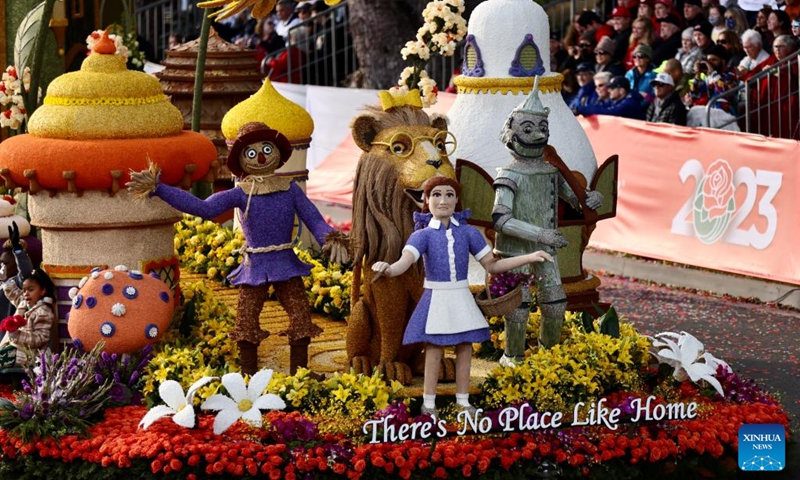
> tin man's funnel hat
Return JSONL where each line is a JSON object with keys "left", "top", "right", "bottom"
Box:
{"left": 512, "top": 76, "right": 550, "bottom": 117}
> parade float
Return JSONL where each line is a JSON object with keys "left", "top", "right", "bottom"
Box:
{"left": 0, "top": 1, "right": 792, "bottom": 479}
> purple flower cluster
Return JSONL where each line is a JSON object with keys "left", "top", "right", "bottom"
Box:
{"left": 374, "top": 401, "right": 411, "bottom": 425}
{"left": 93, "top": 344, "right": 154, "bottom": 406}
{"left": 488, "top": 272, "right": 531, "bottom": 298}
{"left": 269, "top": 414, "right": 318, "bottom": 444}
{"left": 713, "top": 365, "right": 779, "bottom": 405}
{"left": 0, "top": 344, "right": 115, "bottom": 441}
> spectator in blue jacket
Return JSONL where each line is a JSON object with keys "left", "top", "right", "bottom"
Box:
{"left": 569, "top": 62, "right": 599, "bottom": 111}
{"left": 625, "top": 44, "right": 657, "bottom": 105}
{"left": 576, "top": 76, "right": 646, "bottom": 119}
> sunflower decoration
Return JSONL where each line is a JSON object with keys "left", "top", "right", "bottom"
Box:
{"left": 198, "top": 0, "right": 341, "bottom": 20}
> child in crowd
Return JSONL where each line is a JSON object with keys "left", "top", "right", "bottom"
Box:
{"left": 0, "top": 268, "right": 56, "bottom": 368}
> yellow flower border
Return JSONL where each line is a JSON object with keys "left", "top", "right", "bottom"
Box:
{"left": 454, "top": 74, "right": 564, "bottom": 95}
{"left": 43, "top": 94, "right": 167, "bottom": 107}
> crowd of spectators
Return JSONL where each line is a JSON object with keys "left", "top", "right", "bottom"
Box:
{"left": 209, "top": 0, "right": 352, "bottom": 87}
{"left": 556, "top": 0, "right": 800, "bottom": 138}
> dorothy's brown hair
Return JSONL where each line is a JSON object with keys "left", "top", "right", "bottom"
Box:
{"left": 421, "top": 177, "right": 462, "bottom": 213}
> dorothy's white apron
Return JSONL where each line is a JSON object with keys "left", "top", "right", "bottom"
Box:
{"left": 423, "top": 279, "right": 489, "bottom": 335}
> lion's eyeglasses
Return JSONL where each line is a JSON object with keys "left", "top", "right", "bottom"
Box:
{"left": 371, "top": 131, "right": 457, "bottom": 158}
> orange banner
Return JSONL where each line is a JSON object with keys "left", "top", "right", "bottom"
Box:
{"left": 582, "top": 115, "right": 800, "bottom": 286}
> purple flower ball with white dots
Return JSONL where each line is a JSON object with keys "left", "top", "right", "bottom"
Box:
{"left": 73, "top": 294, "right": 83, "bottom": 308}
{"left": 100, "top": 322, "right": 116, "bottom": 338}
{"left": 123, "top": 286, "right": 138, "bottom": 299}
{"left": 129, "top": 271, "right": 143, "bottom": 280}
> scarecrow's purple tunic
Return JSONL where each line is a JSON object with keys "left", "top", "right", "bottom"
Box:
{"left": 402, "top": 211, "right": 491, "bottom": 347}
{"left": 153, "top": 182, "right": 333, "bottom": 285}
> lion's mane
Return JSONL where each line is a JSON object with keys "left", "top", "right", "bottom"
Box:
{"left": 350, "top": 105, "right": 439, "bottom": 266}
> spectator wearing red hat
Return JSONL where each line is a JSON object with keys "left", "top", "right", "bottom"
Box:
{"left": 652, "top": 13, "right": 683, "bottom": 67}
{"left": 577, "top": 11, "right": 615, "bottom": 45}
{"left": 610, "top": 6, "right": 634, "bottom": 61}
{"left": 638, "top": 0, "right": 655, "bottom": 23}
{"left": 683, "top": 0, "right": 707, "bottom": 27}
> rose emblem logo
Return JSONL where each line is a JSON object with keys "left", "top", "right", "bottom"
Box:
{"left": 692, "top": 160, "right": 736, "bottom": 244}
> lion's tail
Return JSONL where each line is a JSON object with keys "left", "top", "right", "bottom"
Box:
{"left": 351, "top": 261, "right": 362, "bottom": 308}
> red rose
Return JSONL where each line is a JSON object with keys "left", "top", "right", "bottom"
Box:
{"left": 702, "top": 160, "right": 735, "bottom": 221}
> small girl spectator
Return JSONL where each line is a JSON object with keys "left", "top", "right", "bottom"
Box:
{"left": 0, "top": 269, "right": 55, "bottom": 368}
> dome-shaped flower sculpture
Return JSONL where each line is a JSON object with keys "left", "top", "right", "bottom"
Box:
{"left": 0, "top": 32, "right": 217, "bottom": 347}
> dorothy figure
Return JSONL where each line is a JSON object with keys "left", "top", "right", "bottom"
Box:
{"left": 372, "top": 177, "right": 552, "bottom": 417}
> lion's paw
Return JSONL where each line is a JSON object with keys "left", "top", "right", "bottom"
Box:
{"left": 350, "top": 356, "right": 374, "bottom": 375}
{"left": 438, "top": 357, "right": 457, "bottom": 382}
{"left": 379, "top": 362, "right": 414, "bottom": 385}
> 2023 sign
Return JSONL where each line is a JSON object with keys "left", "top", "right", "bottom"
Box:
{"left": 670, "top": 159, "right": 783, "bottom": 249}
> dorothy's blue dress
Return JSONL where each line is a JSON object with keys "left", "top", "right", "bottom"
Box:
{"left": 402, "top": 211, "right": 492, "bottom": 346}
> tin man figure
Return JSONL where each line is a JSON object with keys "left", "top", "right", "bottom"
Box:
{"left": 492, "top": 77, "right": 604, "bottom": 365}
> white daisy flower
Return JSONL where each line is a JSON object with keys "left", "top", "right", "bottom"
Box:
{"left": 111, "top": 303, "right": 126, "bottom": 317}
{"left": 139, "top": 377, "right": 215, "bottom": 430}
{"left": 201, "top": 370, "right": 285, "bottom": 435}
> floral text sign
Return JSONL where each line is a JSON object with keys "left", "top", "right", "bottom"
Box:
{"left": 362, "top": 395, "right": 698, "bottom": 443}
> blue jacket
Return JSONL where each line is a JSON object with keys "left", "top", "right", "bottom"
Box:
{"left": 576, "top": 90, "right": 646, "bottom": 120}
{"left": 569, "top": 83, "right": 598, "bottom": 110}
{"left": 625, "top": 67, "right": 656, "bottom": 104}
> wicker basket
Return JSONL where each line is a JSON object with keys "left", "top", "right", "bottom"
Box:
{"left": 475, "top": 283, "right": 522, "bottom": 317}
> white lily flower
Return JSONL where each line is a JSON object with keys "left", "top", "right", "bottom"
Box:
{"left": 649, "top": 331, "right": 731, "bottom": 396}
{"left": 139, "top": 376, "right": 215, "bottom": 429}
{"left": 201, "top": 370, "right": 286, "bottom": 435}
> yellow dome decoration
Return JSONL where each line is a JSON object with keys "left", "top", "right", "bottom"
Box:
{"left": 221, "top": 78, "right": 314, "bottom": 147}
{"left": 27, "top": 47, "right": 184, "bottom": 140}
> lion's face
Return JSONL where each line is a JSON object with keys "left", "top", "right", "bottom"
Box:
{"left": 351, "top": 106, "right": 458, "bottom": 264}
{"left": 368, "top": 125, "right": 456, "bottom": 205}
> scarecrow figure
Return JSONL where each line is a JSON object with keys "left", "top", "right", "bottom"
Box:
{"left": 492, "top": 77, "right": 603, "bottom": 365}
{"left": 128, "top": 122, "right": 349, "bottom": 375}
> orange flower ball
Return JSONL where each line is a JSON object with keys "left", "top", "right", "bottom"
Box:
{"left": 68, "top": 266, "right": 173, "bottom": 353}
